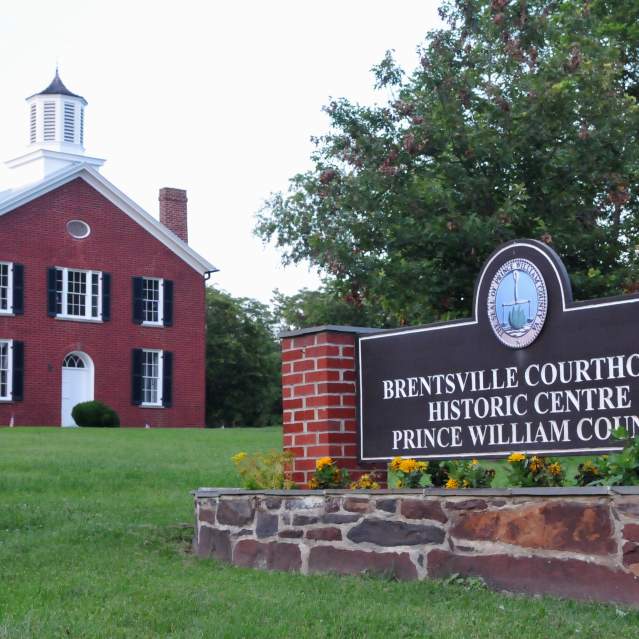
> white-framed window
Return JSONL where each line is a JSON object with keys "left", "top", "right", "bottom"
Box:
{"left": 142, "top": 278, "right": 164, "bottom": 325}
{"left": 141, "top": 349, "right": 163, "bottom": 406}
{"left": 0, "top": 340, "right": 13, "bottom": 401}
{"left": 55, "top": 268, "right": 102, "bottom": 320}
{"left": 0, "top": 263, "right": 13, "bottom": 314}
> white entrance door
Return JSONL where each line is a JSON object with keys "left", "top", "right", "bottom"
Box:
{"left": 61, "top": 353, "right": 94, "bottom": 427}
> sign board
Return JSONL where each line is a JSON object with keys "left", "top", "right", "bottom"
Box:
{"left": 358, "top": 240, "right": 639, "bottom": 460}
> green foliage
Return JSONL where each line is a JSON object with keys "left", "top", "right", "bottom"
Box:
{"left": 257, "top": 0, "right": 639, "bottom": 327}
{"left": 505, "top": 453, "right": 566, "bottom": 487}
{"left": 309, "top": 457, "right": 351, "bottom": 489}
{"left": 71, "top": 400, "right": 120, "bottom": 427}
{"left": 272, "top": 286, "right": 380, "bottom": 331}
{"left": 205, "top": 287, "right": 281, "bottom": 427}
{"left": 230, "top": 449, "right": 296, "bottom": 489}
{"left": 445, "top": 459, "right": 495, "bottom": 488}
{"left": 577, "top": 428, "right": 639, "bottom": 486}
{"left": 388, "top": 457, "right": 433, "bottom": 488}
{"left": 426, "top": 460, "right": 451, "bottom": 487}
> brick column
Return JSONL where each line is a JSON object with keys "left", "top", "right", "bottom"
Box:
{"left": 280, "top": 326, "right": 383, "bottom": 487}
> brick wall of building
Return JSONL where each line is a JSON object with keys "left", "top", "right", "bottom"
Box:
{"left": 0, "top": 178, "right": 206, "bottom": 427}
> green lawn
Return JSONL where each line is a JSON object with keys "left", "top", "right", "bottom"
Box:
{"left": 1, "top": 427, "right": 638, "bottom": 639}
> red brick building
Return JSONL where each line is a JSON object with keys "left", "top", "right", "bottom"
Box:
{"left": 0, "top": 72, "right": 216, "bottom": 427}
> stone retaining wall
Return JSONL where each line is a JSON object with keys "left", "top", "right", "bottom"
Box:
{"left": 194, "top": 487, "right": 639, "bottom": 606}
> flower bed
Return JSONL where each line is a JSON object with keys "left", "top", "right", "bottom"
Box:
{"left": 194, "top": 486, "right": 639, "bottom": 607}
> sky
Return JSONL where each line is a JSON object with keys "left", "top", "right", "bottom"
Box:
{"left": 0, "top": 1, "right": 441, "bottom": 303}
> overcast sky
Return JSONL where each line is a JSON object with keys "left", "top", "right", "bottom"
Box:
{"left": 0, "top": 1, "right": 440, "bottom": 303}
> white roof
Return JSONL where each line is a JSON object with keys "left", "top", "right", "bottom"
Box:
{"left": 0, "top": 163, "right": 217, "bottom": 275}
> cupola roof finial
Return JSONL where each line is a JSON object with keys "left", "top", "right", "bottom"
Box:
{"left": 28, "top": 68, "right": 87, "bottom": 104}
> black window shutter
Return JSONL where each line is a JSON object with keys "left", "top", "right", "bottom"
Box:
{"left": 12, "top": 341, "right": 24, "bottom": 401}
{"left": 163, "top": 280, "right": 173, "bottom": 327}
{"left": 132, "top": 349, "right": 143, "bottom": 405}
{"left": 132, "top": 277, "right": 144, "bottom": 324}
{"left": 101, "top": 273, "right": 111, "bottom": 321}
{"left": 162, "top": 351, "right": 173, "bottom": 408}
{"left": 47, "top": 268, "right": 58, "bottom": 317}
{"left": 12, "top": 264, "right": 24, "bottom": 315}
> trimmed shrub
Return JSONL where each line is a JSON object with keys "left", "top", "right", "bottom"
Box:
{"left": 72, "top": 401, "right": 120, "bottom": 428}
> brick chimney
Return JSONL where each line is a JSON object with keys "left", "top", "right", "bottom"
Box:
{"left": 159, "top": 188, "right": 188, "bottom": 243}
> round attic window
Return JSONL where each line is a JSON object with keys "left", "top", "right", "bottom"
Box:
{"left": 67, "top": 219, "right": 90, "bottom": 239}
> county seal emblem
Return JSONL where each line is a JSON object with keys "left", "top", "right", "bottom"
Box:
{"left": 487, "top": 258, "right": 547, "bottom": 348}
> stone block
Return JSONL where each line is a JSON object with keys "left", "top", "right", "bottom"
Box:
{"left": 264, "top": 497, "right": 283, "bottom": 510}
{"left": 234, "top": 540, "right": 302, "bottom": 572}
{"left": 256, "top": 512, "right": 279, "bottom": 538}
{"left": 344, "top": 497, "right": 370, "bottom": 513}
{"left": 347, "top": 518, "right": 445, "bottom": 546}
{"left": 217, "top": 499, "right": 255, "bottom": 527}
{"left": 321, "top": 513, "right": 361, "bottom": 524}
{"left": 199, "top": 506, "right": 216, "bottom": 524}
{"left": 196, "top": 527, "right": 231, "bottom": 562}
{"left": 450, "top": 501, "right": 616, "bottom": 554}
{"left": 615, "top": 499, "right": 639, "bottom": 517}
{"left": 293, "top": 514, "right": 319, "bottom": 526}
{"left": 624, "top": 524, "right": 639, "bottom": 543}
{"left": 376, "top": 499, "right": 397, "bottom": 513}
{"left": 444, "top": 499, "right": 487, "bottom": 511}
{"left": 400, "top": 499, "right": 448, "bottom": 523}
{"left": 285, "top": 497, "right": 325, "bottom": 510}
{"left": 427, "top": 549, "right": 639, "bottom": 606}
{"left": 278, "top": 529, "right": 303, "bottom": 539}
{"left": 308, "top": 546, "right": 417, "bottom": 580}
{"left": 305, "top": 527, "right": 342, "bottom": 541}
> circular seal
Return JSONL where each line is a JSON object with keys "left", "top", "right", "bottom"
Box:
{"left": 487, "top": 258, "right": 547, "bottom": 348}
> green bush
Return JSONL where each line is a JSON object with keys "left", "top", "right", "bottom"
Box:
{"left": 72, "top": 401, "right": 120, "bottom": 428}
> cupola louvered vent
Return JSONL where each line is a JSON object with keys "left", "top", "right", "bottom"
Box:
{"left": 43, "top": 102, "right": 56, "bottom": 141}
{"left": 80, "top": 107, "right": 84, "bottom": 145}
{"left": 63, "top": 102, "right": 75, "bottom": 143}
{"left": 29, "top": 104, "right": 37, "bottom": 144}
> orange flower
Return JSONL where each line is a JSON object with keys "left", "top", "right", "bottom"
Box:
{"left": 316, "top": 456, "right": 333, "bottom": 471}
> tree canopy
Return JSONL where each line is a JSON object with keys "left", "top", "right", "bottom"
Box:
{"left": 257, "top": 0, "right": 639, "bottom": 328}
{"left": 205, "top": 288, "right": 281, "bottom": 427}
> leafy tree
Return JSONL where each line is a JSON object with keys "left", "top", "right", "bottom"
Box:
{"left": 272, "top": 286, "right": 380, "bottom": 331}
{"left": 205, "top": 287, "right": 281, "bottom": 427}
{"left": 257, "top": 0, "right": 639, "bottom": 327}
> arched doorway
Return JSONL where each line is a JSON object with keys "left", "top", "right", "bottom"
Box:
{"left": 61, "top": 352, "right": 95, "bottom": 427}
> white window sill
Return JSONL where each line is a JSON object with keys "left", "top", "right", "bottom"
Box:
{"left": 55, "top": 315, "right": 103, "bottom": 324}
{"left": 0, "top": 397, "right": 14, "bottom": 403}
{"left": 141, "top": 321, "right": 164, "bottom": 328}
{"left": 140, "top": 403, "right": 165, "bottom": 409}
{"left": 0, "top": 311, "right": 14, "bottom": 316}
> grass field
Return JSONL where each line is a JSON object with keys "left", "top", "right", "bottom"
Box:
{"left": 1, "top": 427, "right": 638, "bottom": 638}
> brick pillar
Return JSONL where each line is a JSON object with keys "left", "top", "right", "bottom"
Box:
{"left": 280, "top": 326, "right": 383, "bottom": 487}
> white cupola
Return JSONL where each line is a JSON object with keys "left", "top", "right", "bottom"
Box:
{"left": 26, "top": 68, "right": 87, "bottom": 153}
{"left": 4, "top": 69, "right": 104, "bottom": 188}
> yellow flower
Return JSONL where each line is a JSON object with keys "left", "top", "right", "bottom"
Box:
{"left": 507, "top": 452, "right": 526, "bottom": 463}
{"left": 529, "top": 456, "right": 544, "bottom": 473}
{"left": 389, "top": 456, "right": 404, "bottom": 471}
{"left": 445, "top": 478, "right": 460, "bottom": 489}
{"left": 416, "top": 461, "right": 429, "bottom": 472}
{"left": 399, "top": 458, "right": 418, "bottom": 474}
{"left": 462, "top": 479, "right": 471, "bottom": 488}
{"left": 231, "top": 451, "right": 247, "bottom": 464}
{"left": 308, "top": 478, "right": 319, "bottom": 489}
{"left": 548, "top": 462, "right": 562, "bottom": 476}
{"left": 316, "top": 456, "right": 333, "bottom": 471}
{"left": 471, "top": 459, "right": 479, "bottom": 466}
